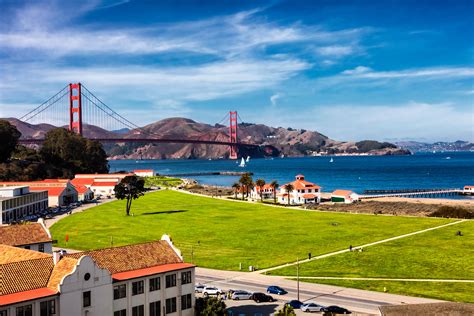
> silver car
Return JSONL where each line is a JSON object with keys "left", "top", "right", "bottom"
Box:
{"left": 301, "top": 303, "right": 325, "bottom": 313}
{"left": 194, "top": 284, "right": 206, "bottom": 293}
{"left": 231, "top": 290, "right": 253, "bottom": 300}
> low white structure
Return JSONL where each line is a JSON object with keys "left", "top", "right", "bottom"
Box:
{"left": 0, "top": 219, "right": 53, "bottom": 253}
{"left": 278, "top": 175, "right": 321, "bottom": 204}
{"left": 0, "top": 186, "right": 48, "bottom": 224}
{"left": 331, "top": 190, "right": 359, "bottom": 203}
{"left": 463, "top": 185, "right": 474, "bottom": 195}
{"left": 250, "top": 184, "right": 275, "bottom": 200}
{"left": 0, "top": 235, "right": 195, "bottom": 316}
{"left": 134, "top": 169, "right": 154, "bottom": 177}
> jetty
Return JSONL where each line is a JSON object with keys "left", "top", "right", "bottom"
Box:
{"left": 360, "top": 188, "right": 463, "bottom": 199}
{"left": 163, "top": 171, "right": 253, "bottom": 177}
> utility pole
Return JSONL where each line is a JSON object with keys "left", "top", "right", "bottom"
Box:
{"left": 297, "top": 257, "right": 300, "bottom": 301}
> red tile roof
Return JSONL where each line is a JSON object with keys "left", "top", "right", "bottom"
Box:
{"left": 74, "top": 184, "right": 91, "bottom": 194}
{"left": 332, "top": 190, "right": 354, "bottom": 197}
{"left": 133, "top": 169, "right": 154, "bottom": 173}
{"left": 464, "top": 186, "right": 474, "bottom": 189}
{"left": 71, "top": 178, "right": 95, "bottom": 186}
{"left": 29, "top": 186, "right": 67, "bottom": 196}
{"left": 302, "top": 193, "right": 316, "bottom": 199}
{"left": 0, "top": 223, "right": 51, "bottom": 247}
{"left": 113, "top": 263, "right": 194, "bottom": 281}
{"left": 0, "top": 287, "right": 57, "bottom": 306}
{"left": 91, "top": 181, "right": 118, "bottom": 187}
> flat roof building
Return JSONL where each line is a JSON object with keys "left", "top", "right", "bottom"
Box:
{"left": 0, "top": 186, "right": 48, "bottom": 225}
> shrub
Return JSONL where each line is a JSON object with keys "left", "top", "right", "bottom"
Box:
{"left": 429, "top": 206, "right": 473, "bottom": 219}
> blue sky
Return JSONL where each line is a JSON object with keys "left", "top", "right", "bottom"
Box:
{"left": 0, "top": 0, "right": 473, "bottom": 142}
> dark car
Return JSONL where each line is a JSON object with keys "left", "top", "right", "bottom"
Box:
{"left": 267, "top": 286, "right": 287, "bottom": 295}
{"left": 285, "top": 300, "right": 303, "bottom": 309}
{"left": 251, "top": 292, "right": 275, "bottom": 303}
{"left": 323, "top": 306, "right": 351, "bottom": 314}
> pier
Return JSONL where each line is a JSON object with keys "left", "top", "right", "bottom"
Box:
{"left": 163, "top": 171, "right": 253, "bottom": 177}
{"left": 360, "top": 188, "right": 463, "bottom": 199}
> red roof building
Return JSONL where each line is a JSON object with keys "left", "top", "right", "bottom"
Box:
{"left": 278, "top": 175, "right": 321, "bottom": 205}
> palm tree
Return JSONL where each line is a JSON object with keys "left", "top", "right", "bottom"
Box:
{"left": 283, "top": 183, "right": 294, "bottom": 206}
{"left": 231, "top": 182, "right": 240, "bottom": 199}
{"left": 270, "top": 180, "right": 279, "bottom": 204}
{"left": 239, "top": 173, "right": 253, "bottom": 200}
{"left": 255, "top": 179, "right": 265, "bottom": 201}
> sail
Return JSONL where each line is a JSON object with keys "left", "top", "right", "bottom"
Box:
{"left": 239, "top": 157, "right": 246, "bottom": 167}
{"left": 246, "top": 156, "right": 250, "bottom": 162}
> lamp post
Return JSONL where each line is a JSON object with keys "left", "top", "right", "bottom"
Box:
{"left": 297, "top": 257, "right": 300, "bottom": 301}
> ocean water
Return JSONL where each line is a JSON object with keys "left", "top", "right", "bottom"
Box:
{"left": 109, "top": 152, "right": 474, "bottom": 197}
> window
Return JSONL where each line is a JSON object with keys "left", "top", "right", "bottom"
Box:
{"left": 165, "top": 274, "right": 176, "bottom": 288}
{"left": 24, "top": 245, "right": 30, "bottom": 250}
{"left": 181, "top": 294, "right": 192, "bottom": 310}
{"left": 114, "top": 284, "right": 127, "bottom": 299}
{"left": 16, "top": 305, "right": 32, "bottom": 316}
{"left": 132, "top": 280, "right": 144, "bottom": 295}
{"left": 83, "top": 291, "right": 91, "bottom": 307}
{"left": 181, "top": 271, "right": 192, "bottom": 284}
{"left": 40, "top": 300, "right": 55, "bottom": 316}
{"left": 149, "top": 277, "right": 160, "bottom": 291}
{"left": 0, "top": 310, "right": 7, "bottom": 316}
{"left": 150, "top": 301, "right": 161, "bottom": 316}
{"left": 165, "top": 298, "right": 176, "bottom": 314}
{"left": 114, "top": 310, "right": 126, "bottom": 316}
{"left": 132, "top": 305, "right": 144, "bottom": 316}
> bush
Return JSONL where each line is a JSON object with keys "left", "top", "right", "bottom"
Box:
{"left": 429, "top": 206, "right": 473, "bottom": 219}
{"left": 195, "top": 297, "right": 227, "bottom": 316}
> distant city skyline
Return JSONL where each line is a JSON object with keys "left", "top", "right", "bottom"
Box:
{"left": 0, "top": 0, "right": 473, "bottom": 142}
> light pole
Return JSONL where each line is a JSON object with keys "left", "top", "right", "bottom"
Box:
{"left": 297, "top": 257, "right": 300, "bottom": 301}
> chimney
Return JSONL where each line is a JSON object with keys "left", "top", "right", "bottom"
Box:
{"left": 53, "top": 251, "right": 62, "bottom": 265}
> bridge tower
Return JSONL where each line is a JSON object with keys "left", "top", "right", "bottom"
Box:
{"left": 69, "top": 83, "right": 83, "bottom": 135}
{"left": 229, "top": 111, "right": 238, "bottom": 159}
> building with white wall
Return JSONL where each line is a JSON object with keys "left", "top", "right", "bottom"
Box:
{"left": 331, "top": 190, "right": 359, "bottom": 203}
{"left": 0, "top": 220, "right": 53, "bottom": 253}
{"left": 0, "top": 186, "right": 48, "bottom": 224}
{"left": 0, "top": 236, "right": 195, "bottom": 316}
{"left": 133, "top": 169, "right": 154, "bottom": 177}
{"left": 278, "top": 175, "right": 321, "bottom": 204}
{"left": 250, "top": 184, "right": 275, "bottom": 200}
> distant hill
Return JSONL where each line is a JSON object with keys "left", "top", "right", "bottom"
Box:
{"left": 396, "top": 140, "right": 474, "bottom": 152}
{"left": 3, "top": 117, "right": 410, "bottom": 159}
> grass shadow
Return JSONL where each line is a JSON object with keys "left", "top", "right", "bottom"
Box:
{"left": 141, "top": 210, "right": 188, "bottom": 216}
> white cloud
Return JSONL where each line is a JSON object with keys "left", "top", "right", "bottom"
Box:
{"left": 270, "top": 93, "right": 282, "bottom": 106}
{"left": 316, "top": 45, "right": 354, "bottom": 57}
{"left": 341, "top": 66, "right": 474, "bottom": 79}
{"left": 341, "top": 66, "right": 372, "bottom": 75}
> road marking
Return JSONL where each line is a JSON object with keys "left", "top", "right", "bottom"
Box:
{"left": 257, "top": 219, "right": 466, "bottom": 274}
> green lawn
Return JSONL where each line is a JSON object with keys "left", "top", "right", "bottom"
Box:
{"left": 50, "top": 190, "right": 452, "bottom": 271}
{"left": 271, "top": 221, "right": 474, "bottom": 280}
{"left": 144, "top": 176, "right": 182, "bottom": 188}
{"left": 298, "top": 279, "right": 474, "bottom": 303}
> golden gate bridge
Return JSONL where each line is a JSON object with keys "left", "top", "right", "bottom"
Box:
{"left": 17, "top": 83, "right": 258, "bottom": 159}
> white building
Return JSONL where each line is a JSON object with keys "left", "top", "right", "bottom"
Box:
{"left": 0, "top": 186, "right": 48, "bottom": 224}
{"left": 250, "top": 184, "right": 275, "bottom": 200}
{"left": 331, "top": 190, "right": 359, "bottom": 203}
{"left": 278, "top": 175, "right": 321, "bottom": 204}
{"left": 0, "top": 235, "right": 195, "bottom": 316}
{"left": 0, "top": 219, "right": 53, "bottom": 253}
{"left": 463, "top": 185, "right": 474, "bottom": 195}
{"left": 134, "top": 169, "right": 154, "bottom": 177}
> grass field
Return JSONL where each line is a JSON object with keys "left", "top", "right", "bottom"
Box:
{"left": 144, "top": 176, "right": 182, "bottom": 188}
{"left": 271, "top": 221, "right": 474, "bottom": 280}
{"left": 298, "top": 279, "right": 474, "bottom": 303}
{"left": 50, "top": 190, "right": 452, "bottom": 271}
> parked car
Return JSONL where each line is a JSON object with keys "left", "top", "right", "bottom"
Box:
{"left": 231, "top": 290, "right": 253, "bottom": 300}
{"left": 267, "top": 286, "right": 287, "bottom": 295}
{"left": 322, "top": 306, "right": 351, "bottom": 314}
{"left": 301, "top": 303, "right": 325, "bottom": 313}
{"left": 286, "top": 300, "right": 303, "bottom": 309}
{"left": 251, "top": 292, "right": 275, "bottom": 303}
{"left": 203, "top": 286, "right": 223, "bottom": 296}
{"left": 194, "top": 284, "right": 206, "bottom": 293}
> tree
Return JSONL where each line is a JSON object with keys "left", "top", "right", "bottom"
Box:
{"left": 255, "top": 178, "right": 265, "bottom": 201}
{"left": 0, "top": 120, "right": 21, "bottom": 162}
{"left": 271, "top": 180, "right": 279, "bottom": 204}
{"left": 284, "top": 183, "right": 294, "bottom": 205}
{"left": 195, "top": 297, "right": 227, "bottom": 316}
{"left": 238, "top": 173, "right": 253, "bottom": 200}
{"left": 40, "top": 128, "right": 109, "bottom": 177}
{"left": 275, "top": 305, "right": 296, "bottom": 316}
{"left": 231, "top": 182, "right": 240, "bottom": 199}
{"left": 114, "top": 175, "right": 146, "bottom": 216}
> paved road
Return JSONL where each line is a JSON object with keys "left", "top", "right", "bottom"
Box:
{"left": 195, "top": 267, "right": 442, "bottom": 315}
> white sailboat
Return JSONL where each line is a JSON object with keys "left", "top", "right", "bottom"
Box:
{"left": 239, "top": 157, "right": 246, "bottom": 167}
{"left": 246, "top": 156, "right": 250, "bottom": 163}
{"left": 330, "top": 157, "right": 334, "bottom": 163}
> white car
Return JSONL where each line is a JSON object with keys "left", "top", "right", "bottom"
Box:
{"left": 231, "top": 290, "right": 252, "bottom": 300}
{"left": 194, "top": 284, "right": 206, "bottom": 293}
{"left": 203, "top": 286, "right": 223, "bottom": 296}
{"left": 301, "top": 303, "right": 325, "bottom": 313}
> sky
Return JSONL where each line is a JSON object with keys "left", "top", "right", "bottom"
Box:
{"left": 0, "top": 0, "right": 473, "bottom": 142}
